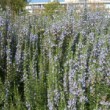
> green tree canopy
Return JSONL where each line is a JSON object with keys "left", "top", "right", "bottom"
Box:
{"left": 44, "top": 1, "right": 61, "bottom": 16}
{"left": 0, "top": 0, "right": 28, "bottom": 14}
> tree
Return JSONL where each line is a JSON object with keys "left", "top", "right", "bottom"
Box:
{"left": 0, "top": 0, "right": 28, "bottom": 14}
{"left": 44, "top": 1, "right": 61, "bottom": 16}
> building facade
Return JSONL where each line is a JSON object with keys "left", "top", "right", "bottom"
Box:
{"left": 26, "top": 0, "right": 110, "bottom": 13}
{"left": 31, "top": 0, "right": 64, "bottom": 3}
{"left": 30, "top": 0, "right": 110, "bottom": 3}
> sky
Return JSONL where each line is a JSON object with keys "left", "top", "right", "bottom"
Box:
{"left": 30, "top": 0, "right": 64, "bottom": 3}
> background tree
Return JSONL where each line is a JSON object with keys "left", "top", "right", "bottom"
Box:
{"left": 44, "top": 1, "right": 61, "bottom": 17}
{"left": 0, "top": 0, "right": 28, "bottom": 14}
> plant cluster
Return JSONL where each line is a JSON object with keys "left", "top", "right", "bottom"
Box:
{"left": 0, "top": 7, "right": 110, "bottom": 110}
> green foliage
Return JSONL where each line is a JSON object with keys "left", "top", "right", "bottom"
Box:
{"left": 0, "top": 0, "right": 28, "bottom": 14}
{"left": 44, "top": 1, "right": 61, "bottom": 16}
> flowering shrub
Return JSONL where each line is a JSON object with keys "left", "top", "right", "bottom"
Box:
{"left": 0, "top": 8, "right": 110, "bottom": 110}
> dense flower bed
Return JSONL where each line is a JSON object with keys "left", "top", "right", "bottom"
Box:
{"left": 0, "top": 8, "right": 110, "bottom": 110}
